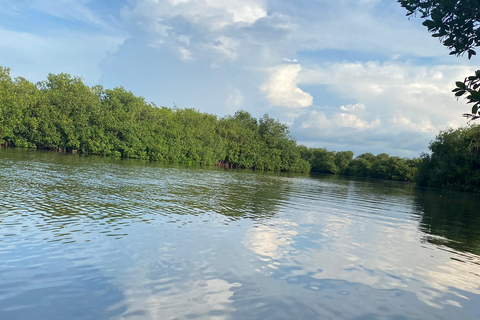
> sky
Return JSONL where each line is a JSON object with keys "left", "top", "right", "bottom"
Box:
{"left": 0, "top": 0, "right": 477, "bottom": 157}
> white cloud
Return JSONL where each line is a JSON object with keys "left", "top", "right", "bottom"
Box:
{"left": 122, "top": 0, "right": 267, "bottom": 35}
{"left": 120, "top": 0, "right": 274, "bottom": 64}
{"left": 389, "top": 116, "right": 436, "bottom": 134}
{"left": 261, "top": 64, "right": 313, "bottom": 109}
{"left": 300, "top": 110, "right": 380, "bottom": 131}
{"left": 300, "top": 110, "right": 331, "bottom": 129}
{"left": 211, "top": 36, "right": 239, "bottom": 60}
{"left": 117, "top": 0, "right": 449, "bottom": 89}
{"left": 225, "top": 88, "right": 244, "bottom": 113}
{"left": 298, "top": 61, "right": 472, "bottom": 131}
{"left": 340, "top": 103, "right": 365, "bottom": 112}
{"left": 178, "top": 46, "right": 192, "bottom": 60}
{"left": 291, "top": 61, "right": 474, "bottom": 156}
{"left": 335, "top": 113, "right": 380, "bottom": 130}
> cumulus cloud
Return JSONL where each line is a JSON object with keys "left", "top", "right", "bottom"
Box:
{"left": 122, "top": 0, "right": 267, "bottom": 47}
{"left": 113, "top": 0, "right": 455, "bottom": 125}
{"left": 123, "top": 0, "right": 267, "bottom": 30}
{"left": 297, "top": 61, "right": 472, "bottom": 130}
{"left": 119, "top": 0, "right": 296, "bottom": 65}
{"left": 390, "top": 116, "right": 436, "bottom": 134}
{"left": 120, "top": 0, "right": 443, "bottom": 68}
{"left": 335, "top": 113, "right": 381, "bottom": 130}
{"left": 291, "top": 61, "right": 473, "bottom": 156}
{"left": 261, "top": 64, "right": 313, "bottom": 109}
{"left": 300, "top": 110, "right": 380, "bottom": 131}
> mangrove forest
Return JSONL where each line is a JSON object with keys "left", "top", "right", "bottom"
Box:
{"left": 2, "top": 65, "right": 480, "bottom": 189}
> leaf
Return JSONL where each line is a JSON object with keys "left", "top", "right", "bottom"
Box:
{"left": 472, "top": 105, "right": 478, "bottom": 115}
{"left": 455, "top": 90, "right": 466, "bottom": 96}
{"left": 422, "top": 20, "right": 437, "bottom": 28}
{"left": 456, "top": 81, "right": 466, "bottom": 89}
{"left": 468, "top": 49, "right": 477, "bottom": 59}
{"left": 444, "top": 38, "right": 454, "bottom": 46}
{"left": 431, "top": 9, "right": 443, "bottom": 23}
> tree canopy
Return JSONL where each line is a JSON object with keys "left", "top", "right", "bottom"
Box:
{"left": 415, "top": 124, "right": 480, "bottom": 191}
{"left": 0, "top": 66, "right": 419, "bottom": 181}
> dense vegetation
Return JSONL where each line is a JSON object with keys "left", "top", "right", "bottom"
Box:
{"left": 299, "top": 147, "right": 418, "bottom": 181}
{"left": 415, "top": 125, "right": 480, "bottom": 191}
{"left": 0, "top": 66, "right": 418, "bottom": 180}
{"left": 0, "top": 66, "right": 312, "bottom": 172}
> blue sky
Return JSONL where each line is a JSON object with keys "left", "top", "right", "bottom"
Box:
{"left": 0, "top": 0, "right": 477, "bottom": 157}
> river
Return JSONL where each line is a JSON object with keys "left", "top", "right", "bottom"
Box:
{"left": 1, "top": 148, "right": 479, "bottom": 319}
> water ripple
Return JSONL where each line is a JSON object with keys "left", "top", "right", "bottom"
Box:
{"left": 1, "top": 149, "right": 480, "bottom": 319}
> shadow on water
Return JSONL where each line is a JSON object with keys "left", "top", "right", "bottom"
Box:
{"left": 413, "top": 187, "right": 480, "bottom": 255}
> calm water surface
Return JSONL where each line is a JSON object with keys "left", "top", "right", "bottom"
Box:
{"left": 1, "top": 148, "right": 480, "bottom": 320}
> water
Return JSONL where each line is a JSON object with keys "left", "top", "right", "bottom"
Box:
{"left": 1, "top": 148, "right": 480, "bottom": 320}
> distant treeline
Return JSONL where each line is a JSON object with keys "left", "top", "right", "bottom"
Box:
{"left": 0, "top": 66, "right": 418, "bottom": 181}
{"left": 301, "top": 148, "right": 419, "bottom": 181}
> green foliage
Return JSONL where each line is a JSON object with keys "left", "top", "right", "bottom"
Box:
{"left": 0, "top": 67, "right": 418, "bottom": 179}
{"left": 415, "top": 125, "right": 480, "bottom": 191}
{"left": 454, "top": 71, "right": 480, "bottom": 122}
{"left": 334, "top": 151, "right": 354, "bottom": 175}
{"left": 301, "top": 147, "right": 416, "bottom": 182}
{"left": 305, "top": 148, "right": 338, "bottom": 174}
{"left": 0, "top": 68, "right": 311, "bottom": 173}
